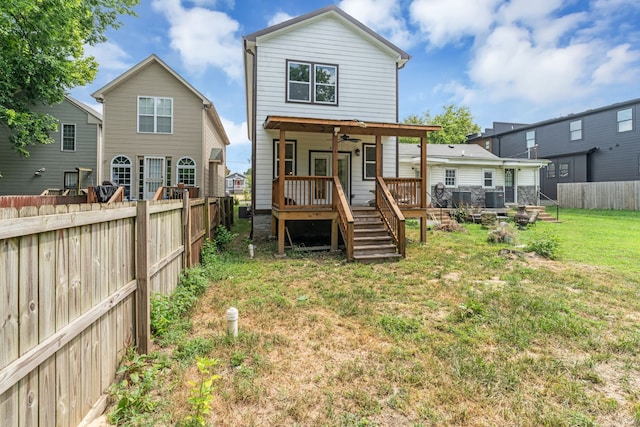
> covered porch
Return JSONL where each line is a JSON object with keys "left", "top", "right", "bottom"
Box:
{"left": 265, "top": 116, "right": 440, "bottom": 260}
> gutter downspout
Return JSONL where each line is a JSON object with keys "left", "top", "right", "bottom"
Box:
{"left": 245, "top": 41, "right": 258, "bottom": 239}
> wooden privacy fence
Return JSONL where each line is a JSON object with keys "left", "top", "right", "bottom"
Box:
{"left": 0, "top": 196, "right": 233, "bottom": 427}
{"left": 558, "top": 181, "right": 640, "bottom": 210}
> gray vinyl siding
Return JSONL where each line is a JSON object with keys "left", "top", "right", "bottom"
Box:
{"left": 494, "top": 100, "right": 640, "bottom": 199}
{"left": 0, "top": 99, "right": 100, "bottom": 195}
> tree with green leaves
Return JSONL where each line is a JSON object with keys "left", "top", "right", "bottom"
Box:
{"left": 0, "top": 0, "right": 137, "bottom": 156}
{"left": 402, "top": 104, "right": 481, "bottom": 145}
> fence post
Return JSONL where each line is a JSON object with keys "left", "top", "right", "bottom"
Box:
{"left": 135, "top": 200, "right": 151, "bottom": 354}
{"left": 182, "top": 190, "right": 191, "bottom": 267}
{"left": 203, "top": 198, "right": 211, "bottom": 240}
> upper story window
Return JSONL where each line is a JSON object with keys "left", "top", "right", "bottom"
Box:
{"left": 287, "top": 60, "right": 337, "bottom": 105}
{"left": 363, "top": 144, "right": 376, "bottom": 180}
{"left": 61, "top": 124, "right": 76, "bottom": 151}
{"left": 617, "top": 108, "right": 633, "bottom": 132}
{"left": 570, "top": 120, "right": 582, "bottom": 141}
{"left": 177, "top": 157, "right": 196, "bottom": 186}
{"left": 273, "top": 139, "right": 296, "bottom": 177}
{"left": 484, "top": 140, "right": 490, "bottom": 150}
{"left": 138, "top": 96, "right": 173, "bottom": 134}
{"left": 525, "top": 130, "right": 535, "bottom": 148}
{"left": 445, "top": 169, "right": 457, "bottom": 187}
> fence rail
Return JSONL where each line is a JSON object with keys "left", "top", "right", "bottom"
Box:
{"left": 0, "top": 196, "right": 233, "bottom": 427}
{"left": 558, "top": 181, "right": 640, "bottom": 210}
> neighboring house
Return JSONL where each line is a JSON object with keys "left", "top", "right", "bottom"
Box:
{"left": 0, "top": 95, "right": 102, "bottom": 195}
{"left": 226, "top": 172, "right": 247, "bottom": 194}
{"left": 243, "top": 5, "right": 440, "bottom": 260}
{"left": 468, "top": 98, "right": 640, "bottom": 200}
{"left": 91, "top": 54, "right": 229, "bottom": 200}
{"left": 398, "top": 144, "right": 549, "bottom": 207}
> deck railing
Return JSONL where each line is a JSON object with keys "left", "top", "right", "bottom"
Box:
{"left": 153, "top": 185, "right": 200, "bottom": 201}
{"left": 376, "top": 177, "right": 405, "bottom": 257}
{"left": 272, "top": 176, "right": 334, "bottom": 209}
{"left": 383, "top": 177, "right": 422, "bottom": 208}
{"left": 333, "top": 177, "right": 354, "bottom": 260}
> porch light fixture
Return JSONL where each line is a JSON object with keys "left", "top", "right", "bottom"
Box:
{"left": 355, "top": 148, "right": 361, "bottom": 156}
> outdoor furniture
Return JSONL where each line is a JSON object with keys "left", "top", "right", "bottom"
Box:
{"left": 528, "top": 210, "right": 539, "bottom": 227}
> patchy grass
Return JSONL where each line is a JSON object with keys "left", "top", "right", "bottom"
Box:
{"left": 107, "top": 208, "right": 640, "bottom": 426}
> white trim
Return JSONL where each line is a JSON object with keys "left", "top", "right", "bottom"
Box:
{"left": 137, "top": 96, "right": 174, "bottom": 134}
{"left": 143, "top": 156, "right": 166, "bottom": 199}
{"left": 61, "top": 123, "right": 76, "bottom": 151}
{"left": 482, "top": 168, "right": 495, "bottom": 189}
{"left": 444, "top": 168, "right": 457, "bottom": 188}
{"left": 176, "top": 156, "right": 197, "bottom": 186}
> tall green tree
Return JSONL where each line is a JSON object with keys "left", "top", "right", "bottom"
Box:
{"left": 0, "top": 0, "right": 137, "bottom": 156}
{"left": 402, "top": 104, "right": 481, "bottom": 145}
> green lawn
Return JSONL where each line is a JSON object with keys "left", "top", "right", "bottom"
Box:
{"left": 108, "top": 208, "right": 640, "bottom": 426}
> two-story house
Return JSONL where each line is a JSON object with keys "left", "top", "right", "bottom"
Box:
{"left": 243, "top": 5, "right": 440, "bottom": 261}
{"left": 226, "top": 172, "right": 247, "bottom": 195}
{"left": 0, "top": 95, "right": 102, "bottom": 195}
{"left": 468, "top": 98, "right": 640, "bottom": 200}
{"left": 91, "top": 54, "right": 229, "bottom": 200}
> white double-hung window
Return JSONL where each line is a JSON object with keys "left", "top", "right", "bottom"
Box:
{"left": 287, "top": 61, "right": 337, "bottom": 105}
{"left": 138, "top": 96, "right": 173, "bottom": 133}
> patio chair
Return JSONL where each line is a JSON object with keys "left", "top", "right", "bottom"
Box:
{"left": 528, "top": 210, "right": 539, "bottom": 227}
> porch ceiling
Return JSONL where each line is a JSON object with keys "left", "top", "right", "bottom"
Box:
{"left": 263, "top": 115, "right": 441, "bottom": 138}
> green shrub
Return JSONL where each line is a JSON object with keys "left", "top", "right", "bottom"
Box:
{"left": 213, "top": 225, "right": 237, "bottom": 250}
{"left": 525, "top": 233, "right": 560, "bottom": 259}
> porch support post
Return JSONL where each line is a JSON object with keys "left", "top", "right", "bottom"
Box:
{"left": 332, "top": 132, "right": 338, "bottom": 179}
{"left": 420, "top": 134, "right": 428, "bottom": 243}
{"left": 278, "top": 216, "right": 285, "bottom": 256}
{"left": 331, "top": 219, "right": 338, "bottom": 252}
{"left": 375, "top": 134, "right": 382, "bottom": 177}
{"left": 279, "top": 129, "right": 286, "bottom": 208}
{"left": 278, "top": 129, "right": 286, "bottom": 256}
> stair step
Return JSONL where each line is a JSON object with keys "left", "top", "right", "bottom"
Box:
{"left": 353, "top": 252, "right": 403, "bottom": 262}
{"left": 354, "top": 243, "right": 397, "bottom": 253}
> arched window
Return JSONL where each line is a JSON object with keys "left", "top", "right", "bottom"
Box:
{"left": 177, "top": 157, "right": 196, "bottom": 186}
{"left": 111, "top": 155, "right": 132, "bottom": 199}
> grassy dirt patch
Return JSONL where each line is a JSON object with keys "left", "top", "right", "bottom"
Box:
{"left": 107, "top": 209, "right": 640, "bottom": 426}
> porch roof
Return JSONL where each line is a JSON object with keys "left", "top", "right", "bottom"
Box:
{"left": 263, "top": 115, "right": 441, "bottom": 138}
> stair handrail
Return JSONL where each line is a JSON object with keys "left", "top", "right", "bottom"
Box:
{"left": 375, "top": 177, "right": 406, "bottom": 257}
{"left": 537, "top": 190, "right": 559, "bottom": 222}
{"left": 333, "top": 177, "right": 355, "bottom": 260}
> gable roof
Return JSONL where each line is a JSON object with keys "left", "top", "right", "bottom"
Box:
{"left": 399, "top": 143, "right": 549, "bottom": 167}
{"left": 91, "top": 54, "right": 229, "bottom": 145}
{"left": 243, "top": 5, "right": 410, "bottom": 66}
{"left": 226, "top": 172, "right": 246, "bottom": 179}
{"left": 64, "top": 95, "right": 102, "bottom": 123}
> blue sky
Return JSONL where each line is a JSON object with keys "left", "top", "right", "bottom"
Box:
{"left": 70, "top": 0, "right": 640, "bottom": 174}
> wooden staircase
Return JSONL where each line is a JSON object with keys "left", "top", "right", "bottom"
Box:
{"left": 351, "top": 207, "right": 402, "bottom": 262}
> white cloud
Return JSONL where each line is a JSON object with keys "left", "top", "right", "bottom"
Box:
{"left": 468, "top": 25, "right": 593, "bottom": 103}
{"left": 339, "top": 0, "right": 415, "bottom": 49}
{"left": 410, "top": 0, "right": 500, "bottom": 47}
{"left": 268, "top": 12, "right": 294, "bottom": 27}
{"left": 220, "top": 117, "right": 250, "bottom": 146}
{"left": 416, "top": 0, "right": 639, "bottom": 108}
{"left": 84, "top": 42, "right": 131, "bottom": 72}
{"left": 151, "top": 0, "right": 242, "bottom": 79}
{"left": 593, "top": 44, "right": 640, "bottom": 85}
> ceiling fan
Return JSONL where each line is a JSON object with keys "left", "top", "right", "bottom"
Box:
{"left": 338, "top": 134, "right": 361, "bottom": 143}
